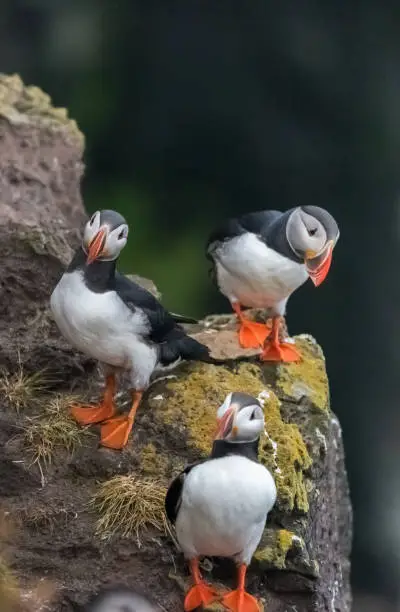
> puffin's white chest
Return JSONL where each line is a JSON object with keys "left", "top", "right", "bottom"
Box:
{"left": 213, "top": 233, "right": 308, "bottom": 309}
{"left": 176, "top": 455, "right": 276, "bottom": 564}
{"left": 50, "top": 270, "right": 149, "bottom": 368}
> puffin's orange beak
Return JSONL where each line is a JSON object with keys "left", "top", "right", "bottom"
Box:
{"left": 87, "top": 229, "right": 107, "bottom": 265}
{"left": 305, "top": 240, "right": 334, "bottom": 287}
{"left": 215, "top": 407, "right": 238, "bottom": 440}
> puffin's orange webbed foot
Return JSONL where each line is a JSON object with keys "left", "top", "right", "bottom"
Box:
{"left": 71, "top": 374, "right": 116, "bottom": 425}
{"left": 100, "top": 389, "right": 143, "bottom": 450}
{"left": 260, "top": 316, "right": 301, "bottom": 362}
{"left": 100, "top": 415, "right": 134, "bottom": 449}
{"left": 232, "top": 302, "right": 270, "bottom": 349}
{"left": 70, "top": 402, "right": 115, "bottom": 425}
{"left": 260, "top": 340, "right": 301, "bottom": 362}
{"left": 222, "top": 565, "right": 261, "bottom": 612}
{"left": 221, "top": 589, "right": 261, "bottom": 612}
{"left": 184, "top": 583, "right": 219, "bottom": 611}
{"left": 238, "top": 320, "right": 271, "bottom": 349}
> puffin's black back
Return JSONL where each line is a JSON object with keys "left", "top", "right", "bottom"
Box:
{"left": 206, "top": 208, "right": 301, "bottom": 263}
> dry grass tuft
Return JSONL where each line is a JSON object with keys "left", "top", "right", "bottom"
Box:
{"left": 22, "top": 394, "right": 92, "bottom": 468}
{"left": 17, "top": 505, "right": 76, "bottom": 534}
{"left": 0, "top": 363, "right": 50, "bottom": 414}
{"left": 90, "top": 475, "right": 169, "bottom": 545}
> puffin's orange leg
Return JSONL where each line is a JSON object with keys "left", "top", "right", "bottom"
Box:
{"left": 222, "top": 564, "right": 261, "bottom": 612}
{"left": 232, "top": 303, "right": 271, "bottom": 349}
{"left": 260, "top": 316, "right": 301, "bottom": 362}
{"left": 100, "top": 390, "right": 143, "bottom": 450}
{"left": 71, "top": 374, "right": 116, "bottom": 425}
{"left": 184, "top": 558, "right": 219, "bottom": 611}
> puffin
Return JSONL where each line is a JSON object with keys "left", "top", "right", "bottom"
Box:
{"left": 165, "top": 392, "right": 277, "bottom": 612}
{"left": 50, "top": 209, "right": 215, "bottom": 450}
{"left": 206, "top": 206, "right": 339, "bottom": 362}
{"left": 83, "top": 586, "right": 159, "bottom": 612}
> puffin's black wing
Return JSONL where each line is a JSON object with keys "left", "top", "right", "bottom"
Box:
{"left": 165, "top": 462, "right": 203, "bottom": 524}
{"left": 115, "top": 273, "right": 190, "bottom": 340}
{"left": 206, "top": 210, "right": 283, "bottom": 256}
{"left": 206, "top": 217, "right": 246, "bottom": 257}
{"left": 115, "top": 273, "right": 213, "bottom": 366}
{"left": 236, "top": 210, "right": 283, "bottom": 238}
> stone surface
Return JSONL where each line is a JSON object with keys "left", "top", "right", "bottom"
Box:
{"left": 0, "top": 75, "right": 352, "bottom": 612}
{"left": 0, "top": 327, "right": 352, "bottom": 612}
{"left": 0, "top": 74, "right": 161, "bottom": 382}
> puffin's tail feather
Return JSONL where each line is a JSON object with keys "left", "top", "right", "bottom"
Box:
{"left": 159, "top": 330, "right": 225, "bottom": 366}
{"left": 170, "top": 312, "right": 199, "bottom": 324}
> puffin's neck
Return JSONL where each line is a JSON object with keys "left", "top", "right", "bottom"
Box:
{"left": 265, "top": 209, "right": 303, "bottom": 264}
{"left": 211, "top": 438, "right": 259, "bottom": 462}
{"left": 67, "top": 247, "right": 117, "bottom": 293}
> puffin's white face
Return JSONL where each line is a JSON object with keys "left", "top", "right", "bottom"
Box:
{"left": 286, "top": 206, "right": 340, "bottom": 286}
{"left": 216, "top": 393, "right": 265, "bottom": 442}
{"left": 83, "top": 210, "right": 129, "bottom": 264}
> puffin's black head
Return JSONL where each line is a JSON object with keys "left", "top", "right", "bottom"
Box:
{"left": 286, "top": 206, "right": 340, "bottom": 286}
{"left": 83, "top": 210, "right": 129, "bottom": 265}
{"left": 215, "top": 392, "right": 265, "bottom": 442}
{"left": 84, "top": 586, "right": 159, "bottom": 612}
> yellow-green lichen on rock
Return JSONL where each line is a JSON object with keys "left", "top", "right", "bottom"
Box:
{"left": 258, "top": 389, "right": 312, "bottom": 512}
{"left": 156, "top": 362, "right": 265, "bottom": 456}
{"left": 277, "top": 335, "right": 329, "bottom": 411}
{"left": 140, "top": 442, "right": 169, "bottom": 478}
{"left": 0, "top": 73, "right": 84, "bottom": 148}
{"left": 254, "top": 528, "right": 303, "bottom": 570}
{"left": 151, "top": 361, "right": 312, "bottom": 512}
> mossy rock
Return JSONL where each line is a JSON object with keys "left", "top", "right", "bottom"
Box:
{"left": 144, "top": 334, "right": 335, "bottom": 582}
{"left": 0, "top": 73, "right": 84, "bottom": 147}
{"left": 148, "top": 357, "right": 313, "bottom": 514}
{"left": 276, "top": 335, "right": 329, "bottom": 411}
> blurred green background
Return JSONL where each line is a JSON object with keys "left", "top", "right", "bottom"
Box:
{"left": 2, "top": 1, "right": 400, "bottom": 610}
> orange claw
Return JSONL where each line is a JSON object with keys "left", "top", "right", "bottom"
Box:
{"left": 260, "top": 316, "right": 301, "bottom": 363}
{"left": 222, "top": 564, "right": 261, "bottom": 612}
{"left": 184, "top": 558, "right": 219, "bottom": 611}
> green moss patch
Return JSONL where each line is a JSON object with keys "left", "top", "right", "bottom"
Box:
{"left": 0, "top": 73, "right": 84, "bottom": 146}
{"left": 151, "top": 361, "right": 312, "bottom": 513}
{"left": 254, "top": 528, "right": 304, "bottom": 570}
{"left": 258, "top": 389, "right": 312, "bottom": 512}
{"left": 277, "top": 336, "right": 329, "bottom": 411}
{"left": 140, "top": 442, "right": 169, "bottom": 478}
{"left": 153, "top": 362, "right": 266, "bottom": 457}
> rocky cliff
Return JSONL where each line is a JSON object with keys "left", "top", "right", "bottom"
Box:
{"left": 0, "top": 74, "right": 352, "bottom": 612}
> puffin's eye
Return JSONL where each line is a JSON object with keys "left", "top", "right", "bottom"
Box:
{"left": 250, "top": 410, "right": 257, "bottom": 420}
{"left": 308, "top": 227, "right": 317, "bottom": 236}
{"left": 89, "top": 214, "right": 96, "bottom": 226}
{"left": 118, "top": 229, "right": 125, "bottom": 240}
